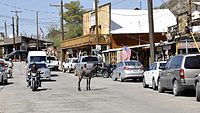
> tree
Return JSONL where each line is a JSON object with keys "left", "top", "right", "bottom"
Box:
{"left": 63, "top": 1, "right": 86, "bottom": 39}
{"left": 47, "top": 24, "right": 61, "bottom": 46}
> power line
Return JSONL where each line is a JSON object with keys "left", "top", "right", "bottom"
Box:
{"left": 0, "top": 1, "right": 57, "bottom": 14}
{"left": 112, "top": 0, "right": 128, "bottom": 6}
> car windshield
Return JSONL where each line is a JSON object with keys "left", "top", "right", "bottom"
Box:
{"left": 185, "top": 56, "right": 200, "bottom": 69}
{"left": 47, "top": 56, "right": 56, "bottom": 61}
{"left": 72, "top": 59, "right": 77, "bottom": 63}
{"left": 125, "top": 61, "right": 142, "bottom": 66}
{"left": 82, "top": 57, "right": 98, "bottom": 62}
{"left": 30, "top": 56, "right": 46, "bottom": 63}
{"left": 29, "top": 64, "right": 47, "bottom": 68}
{"left": 159, "top": 63, "right": 166, "bottom": 69}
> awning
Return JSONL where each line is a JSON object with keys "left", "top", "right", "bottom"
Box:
{"left": 178, "top": 42, "right": 200, "bottom": 49}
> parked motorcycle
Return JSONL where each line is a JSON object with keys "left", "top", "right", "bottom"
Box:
{"left": 28, "top": 71, "right": 42, "bottom": 91}
{"left": 96, "top": 64, "right": 116, "bottom": 78}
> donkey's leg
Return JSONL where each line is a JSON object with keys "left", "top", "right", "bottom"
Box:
{"left": 78, "top": 77, "right": 82, "bottom": 91}
{"left": 86, "top": 78, "right": 89, "bottom": 90}
{"left": 88, "top": 77, "right": 91, "bottom": 90}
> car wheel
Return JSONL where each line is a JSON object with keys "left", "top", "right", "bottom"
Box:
{"left": 152, "top": 78, "right": 157, "bottom": 90}
{"left": 0, "top": 76, "right": 3, "bottom": 84}
{"left": 4, "top": 79, "right": 8, "bottom": 85}
{"left": 143, "top": 77, "right": 148, "bottom": 88}
{"left": 111, "top": 74, "right": 117, "bottom": 81}
{"left": 67, "top": 67, "right": 71, "bottom": 73}
{"left": 173, "top": 80, "right": 181, "bottom": 96}
{"left": 158, "top": 79, "right": 164, "bottom": 93}
{"left": 102, "top": 71, "right": 109, "bottom": 78}
{"left": 62, "top": 67, "right": 66, "bottom": 73}
{"left": 196, "top": 82, "right": 200, "bottom": 102}
{"left": 118, "top": 74, "right": 123, "bottom": 82}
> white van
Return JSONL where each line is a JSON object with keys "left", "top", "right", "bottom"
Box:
{"left": 27, "top": 51, "right": 47, "bottom": 64}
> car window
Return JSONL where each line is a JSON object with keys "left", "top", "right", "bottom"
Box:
{"left": 165, "top": 58, "right": 172, "bottom": 69}
{"left": 185, "top": 55, "right": 200, "bottom": 69}
{"left": 116, "top": 63, "right": 121, "bottom": 68}
{"left": 169, "top": 56, "right": 183, "bottom": 69}
{"left": 29, "top": 64, "right": 47, "bottom": 68}
{"left": 149, "top": 63, "right": 155, "bottom": 70}
{"left": 125, "top": 61, "right": 142, "bottom": 66}
{"left": 152, "top": 63, "right": 157, "bottom": 70}
{"left": 72, "top": 59, "right": 77, "bottom": 63}
{"left": 159, "top": 63, "right": 166, "bottom": 69}
{"left": 47, "top": 57, "right": 56, "bottom": 61}
{"left": 66, "top": 59, "right": 70, "bottom": 63}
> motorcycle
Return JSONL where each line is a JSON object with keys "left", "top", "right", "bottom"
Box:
{"left": 28, "top": 71, "right": 42, "bottom": 91}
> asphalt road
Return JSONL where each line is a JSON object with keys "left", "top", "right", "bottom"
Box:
{"left": 0, "top": 62, "right": 200, "bottom": 113}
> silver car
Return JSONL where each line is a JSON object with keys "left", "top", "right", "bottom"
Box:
{"left": 27, "top": 63, "right": 51, "bottom": 80}
{"left": 0, "top": 63, "right": 8, "bottom": 85}
{"left": 111, "top": 60, "right": 144, "bottom": 82}
{"left": 158, "top": 54, "right": 200, "bottom": 96}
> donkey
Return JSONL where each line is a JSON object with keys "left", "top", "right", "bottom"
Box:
{"left": 77, "top": 64, "right": 97, "bottom": 91}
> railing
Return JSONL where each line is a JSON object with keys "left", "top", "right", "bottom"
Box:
{"left": 61, "top": 34, "right": 110, "bottom": 49}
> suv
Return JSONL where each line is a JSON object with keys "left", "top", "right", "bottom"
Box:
{"left": 74, "top": 56, "right": 99, "bottom": 76}
{"left": 158, "top": 54, "right": 200, "bottom": 96}
{"left": 62, "top": 58, "right": 78, "bottom": 73}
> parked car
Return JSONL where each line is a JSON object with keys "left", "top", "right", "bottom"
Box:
{"left": 143, "top": 61, "right": 167, "bottom": 90}
{"left": 47, "top": 56, "right": 59, "bottom": 71}
{"left": 27, "top": 62, "right": 51, "bottom": 80}
{"left": 111, "top": 60, "right": 144, "bottom": 82}
{"left": 195, "top": 74, "right": 200, "bottom": 102}
{"left": 0, "top": 61, "right": 7, "bottom": 84}
{"left": 62, "top": 58, "right": 77, "bottom": 73}
{"left": 74, "top": 56, "right": 99, "bottom": 76}
{"left": 5, "top": 50, "right": 28, "bottom": 61}
{"left": 158, "top": 54, "right": 200, "bottom": 96}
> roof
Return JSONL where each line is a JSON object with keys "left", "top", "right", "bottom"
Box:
{"left": 193, "top": 2, "right": 200, "bottom": 6}
{"left": 28, "top": 51, "right": 46, "bottom": 56}
{"left": 111, "top": 9, "right": 177, "bottom": 34}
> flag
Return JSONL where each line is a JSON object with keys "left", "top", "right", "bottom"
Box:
{"left": 121, "top": 45, "right": 131, "bottom": 61}
{"left": 40, "top": 28, "right": 44, "bottom": 34}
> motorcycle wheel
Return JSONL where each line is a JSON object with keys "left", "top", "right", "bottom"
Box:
{"left": 102, "top": 71, "right": 109, "bottom": 78}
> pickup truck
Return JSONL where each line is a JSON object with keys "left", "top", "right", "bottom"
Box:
{"left": 47, "top": 56, "right": 59, "bottom": 71}
{"left": 62, "top": 58, "right": 78, "bottom": 73}
{"left": 74, "top": 56, "right": 99, "bottom": 76}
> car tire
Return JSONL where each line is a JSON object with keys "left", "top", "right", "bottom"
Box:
{"left": 111, "top": 74, "right": 117, "bottom": 81}
{"left": 143, "top": 77, "right": 148, "bottom": 88}
{"left": 158, "top": 79, "right": 164, "bottom": 93}
{"left": 67, "top": 67, "right": 71, "bottom": 73}
{"left": 62, "top": 67, "right": 66, "bottom": 73}
{"left": 118, "top": 75, "right": 123, "bottom": 82}
{"left": 152, "top": 78, "right": 157, "bottom": 90}
{"left": 173, "top": 80, "right": 181, "bottom": 96}
{"left": 4, "top": 79, "right": 8, "bottom": 85}
{"left": 0, "top": 76, "right": 3, "bottom": 84}
{"left": 102, "top": 71, "right": 109, "bottom": 78}
{"left": 196, "top": 82, "right": 200, "bottom": 102}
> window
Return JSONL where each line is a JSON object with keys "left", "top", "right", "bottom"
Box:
{"left": 169, "top": 56, "right": 183, "bottom": 69}
{"left": 125, "top": 61, "right": 142, "bottom": 66}
{"left": 30, "top": 56, "right": 46, "bottom": 63}
{"left": 149, "top": 63, "right": 155, "bottom": 70}
{"left": 152, "top": 63, "right": 157, "bottom": 70}
{"left": 82, "top": 57, "right": 98, "bottom": 62}
{"left": 185, "top": 55, "right": 200, "bottom": 69}
{"left": 47, "top": 57, "right": 56, "bottom": 61}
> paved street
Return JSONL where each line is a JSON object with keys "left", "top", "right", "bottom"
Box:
{"left": 0, "top": 62, "right": 200, "bottom": 113}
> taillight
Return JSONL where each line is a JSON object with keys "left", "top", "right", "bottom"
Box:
{"left": 3, "top": 66, "right": 6, "bottom": 71}
{"left": 84, "top": 64, "right": 87, "bottom": 68}
{"left": 180, "top": 69, "right": 185, "bottom": 79}
{"left": 124, "top": 67, "right": 129, "bottom": 70}
{"left": 140, "top": 66, "right": 144, "bottom": 70}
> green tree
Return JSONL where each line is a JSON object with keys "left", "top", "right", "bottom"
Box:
{"left": 63, "top": 1, "right": 86, "bottom": 39}
{"left": 47, "top": 24, "right": 61, "bottom": 46}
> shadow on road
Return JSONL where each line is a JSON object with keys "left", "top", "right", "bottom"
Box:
{"left": 0, "top": 82, "right": 14, "bottom": 86}
{"left": 41, "top": 79, "right": 56, "bottom": 82}
{"left": 91, "top": 87, "right": 107, "bottom": 91}
{"left": 51, "top": 74, "right": 59, "bottom": 77}
{"left": 164, "top": 90, "right": 196, "bottom": 97}
{"left": 34, "top": 88, "right": 52, "bottom": 92}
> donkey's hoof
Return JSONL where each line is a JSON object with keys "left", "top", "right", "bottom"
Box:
{"left": 78, "top": 88, "right": 81, "bottom": 91}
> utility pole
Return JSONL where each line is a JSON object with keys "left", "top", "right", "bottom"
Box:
{"left": 11, "top": 10, "right": 22, "bottom": 37}
{"left": 4, "top": 21, "right": 7, "bottom": 38}
{"left": 147, "top": 0, "right": 155, "bottom": 65}
{"left": 50, "top": 0, "right": 65, "bottom": 70}
{"left": 95, "top": 0, "right": 99, "bottom": 45}
{"left": 189, "top": 0, "right": 192, "bottom": 27}
{"left": 12, "top": 17, "right": 16, "bottom": 51}
{"left": 36, "top": 11, "right": 39, "bottom": 50}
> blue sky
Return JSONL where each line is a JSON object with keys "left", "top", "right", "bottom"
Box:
{"left": 0, "top": 0, "right": 168, "bottom": 37}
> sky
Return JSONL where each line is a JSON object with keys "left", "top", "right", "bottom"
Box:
{"left": 0, "top": 0, "right": 168, "bottom": 37}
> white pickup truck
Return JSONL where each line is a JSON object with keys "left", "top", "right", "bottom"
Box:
{"left": 74, "top": 56, "right": 99, "bottom": 76}
{"left": 62, "top": 58, "right": 78, "bottom": 73}
{"left": 47, "top": 56, "right": 59, "bottom": 71}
